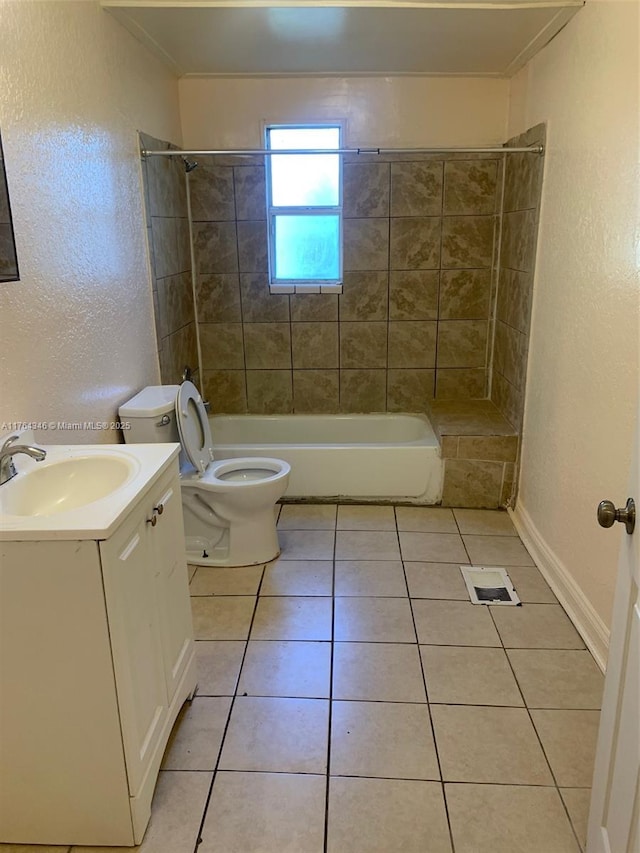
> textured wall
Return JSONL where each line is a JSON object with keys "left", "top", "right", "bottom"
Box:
{"left": 0, "top": 1, "right": 181, "bottom": 443}
{"left": 508, "top": 0, "right": 639, "bottom": 628}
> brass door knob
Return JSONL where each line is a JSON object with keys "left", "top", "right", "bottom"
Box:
{"left": 597, "top": 498, "right": 635, "bottom": 534}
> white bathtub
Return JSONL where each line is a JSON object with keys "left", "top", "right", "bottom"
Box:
{"left": 210, "top": 413, "right": 443, "bottom": 502}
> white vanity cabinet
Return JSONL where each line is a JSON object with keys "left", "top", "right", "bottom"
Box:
{"left": 0, "top": 455, "right": 197, "bottom": 847}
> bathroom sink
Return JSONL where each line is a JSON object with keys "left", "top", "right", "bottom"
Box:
{"left": 1, "top": 455, "right": 138, "bottom": 517}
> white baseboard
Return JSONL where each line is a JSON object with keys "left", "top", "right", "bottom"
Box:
{"left": 508, "top": 503, "right": 609, "bottom": 672}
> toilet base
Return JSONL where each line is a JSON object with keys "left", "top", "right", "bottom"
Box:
{"left": 184, "top": 507, "right": 282, "bottom": 567}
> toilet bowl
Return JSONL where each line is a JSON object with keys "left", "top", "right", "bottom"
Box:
{"left": 119, "top": 383, "right": 290, "bottom": 567}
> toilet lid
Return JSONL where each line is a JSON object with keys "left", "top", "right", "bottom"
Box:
{"left": 175, "top": 381, "right": 214, "bottom": 474}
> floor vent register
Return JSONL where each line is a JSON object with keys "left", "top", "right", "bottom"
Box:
{"left": 460, "top": 566, "right": 521, "bottom": 606}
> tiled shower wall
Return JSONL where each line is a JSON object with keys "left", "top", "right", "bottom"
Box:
{"left": 190, "top": 154, "right": 502, "bottom": 414}
{"left": 139, "top": 133, "right": 198, "bottom": 387}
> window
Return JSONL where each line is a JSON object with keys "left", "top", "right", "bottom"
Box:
{"left": 265, "top": 124, "right": 343, "bottom": 293}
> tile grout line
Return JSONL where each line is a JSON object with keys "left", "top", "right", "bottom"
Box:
{"left": 322, "top": 509, "right": 338, "bottom": 853}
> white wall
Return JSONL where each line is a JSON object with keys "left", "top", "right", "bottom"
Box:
{"left": 179, "top": 76, "right": 509, "bottom": 148}
{"left": 0, "top": 1, "right": 181, "bottom": 444}
{"left": 509, "top": 0, "right": 639, "bottom": 631}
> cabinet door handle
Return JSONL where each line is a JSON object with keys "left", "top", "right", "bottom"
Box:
{"left": 147, "top": 514, "right": 158, "bottom": 527}
{"left": 154, "top": 503, "right": 164, "bottom": 515}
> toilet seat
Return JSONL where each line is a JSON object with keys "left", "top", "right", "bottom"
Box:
{"left": 175, "top": 381, "right": 214, "bottom": 474}
{"left": 181, "top": 457, "right": 290, "bottom": 491}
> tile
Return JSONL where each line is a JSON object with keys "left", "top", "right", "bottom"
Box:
{"left": 388, "top": 321, "right": 437, "bottom": 368}
{"left": 343, "top": 162, "right": 390, "bottom": 218}
{"left": 291, "top": 322, "right": 339, "bottom": 368}
{"left": 343, "top": 218, "right": 389, "bottom": 271}
{"left": 507, "top": 649, "right": 603, "bottom": 709}
{"left": 560, "top": 788, "right": 591, "bottom": 852}
{"left": 462, "top": 533, "right": 534, "bottom": 565}
{"left": 237, "top": 220, "right": 268, "bottom": 273}
{"left": 339, "top": 271, "right": 389, "bottom": 321}
{"left": 158, "top": 271, "right": 195, "bottom": 337}
{"left": 439, "top": 269, "right": 492, "bottom": 320}
{"left": 202, "top": 369, "right": 247, "bottom": 414}
{"left": 398, "top": 531, "right": 467, "bottom": 563}
{"left": 219, "top": 696, "right": 329, "bottom": 773}
{"left": 246, "top": 370, "right": 292, "bottom": 414}
{"left": 501, "top": 209, "right": 538, "bottom": 273}
{"left": 340, "top": 369, "right": 386, "bottom": 412}
{"left": 331, "top": 700, "right": 439, "bottom": 780}
{"left": 199, "top": 322, "right": 244, "bottom": 369}
{"left": 251, "top": 596, "right": 333, "bottom": 640}
{"left": 340, "top": 322, "right": 387, "bottom": 369}
{"left": 327, "top": 778, "right": 452, "bottom": 853}
{"left": 440, "top": 435, "right": 459, "bottom": 458}
{"left": 278, "top": 503, "right": 337, "bottom": 529}
{"left": 506, "top": 565, "right": 557, "bottom": 603}
{"left": 456, "top": 435, "right": 518, "bottom": 462}
{"left": 412, "top": 600, "right": 501, "bottom": 646}
{"left": 194, "top": 641, "right": 245, "bottom": 696}
{"left": 431, "top": 704, "right": 552, "bottom": 784}
{"left": 192, "top": 221, "right": 238, "bottom": 275}
{"left": 396, "top": 506, "right": 457, "bottom": 533}
{"left": 199, "top": 772, "right": 325, "bottom": 853}
{"left": 151, "top": 216, "right": 179, "bottom": 278}
{"left": 190, "top": 565, "right": 263, "bottom": 596}
{"left": 390, "top": 216, "right": 441, "bottom": 269}
{"left": 435, "top": 368, "right": 486, "bottom": 400}
{"left": 334, "top": 597, "right": 416, "bottom": 642}
{"left": 445, "top": 783, "right": 579, "bottom": 853}
{"left": 441, "top": 215, "right": 494, "bottom": 269}
{"left": 496, "top": 267, "right": 533, "bottom": 334}
{"left": 405, "top": 562, "right": 469, "bottom": 599}
{"left": 444, "top": 159, "right": 498, "bottom": 215}
{"left": 421, "top": 646, "right": 523, "bottom": 706}
{"left": 437, "top": 319, "right": 488, "bottom": 368}
{"left": 491, "top": 604, "right": 585, "bottom": 649}
{"left": 337, "top": 504, "right": 396, "bottom": 530}
{"left": 334, "top": 560, "right": 407, "bottom": 596}
{"left": 290, "top": 292, "right": 338, "bottom": 321}
{"left": 335, "top": 530, "right": 401, "bottom": 560}
{"left": 161, "top": 696, "right": 232, "bottom": 770}
{"left": 453, "top": 508, "right": 517, "bottom": 535}
{"left": 239, "top": 273, "right": 289, "bottom": 322}
{"left": 233, "top": 164, "right": 266, "bottom": 220}
{"left": 390, "top": 161, "right": 443, "bottom": 216}
{"left": 261, "top": 558, "right": 333, "bottom": 596}
{"left": 278, "top": 529, "right": 335, "bottom": 559}
{"left": 72, "top": 770, "right": 213, "bottom": 853}
{"left": 494, "top": 319, "right": 527, "bottom": 390}
{"left": 531, "top": 709, "right": 600, "bottom": 787}
{"left": 244, "top": 323, "right": 292, "bottom": 369}
{"left": 163, "top": 323, "right": 198, "bottom": 385}
{"left": 189, "top": 163, "right": 234, "bottom": 221}
{"left": 386, "top": 368, "right": 435, "bottom": 410}
{"left": 190, "top": 596, "right": 255, "bottom": 640}
{"left": 238, "top": 640, "right": 331, "bottom": 698}
{"left": 389, "top": 270, "right": 439, "bottom": 320}
{"left": 333, "top": 642, "right": 426, "bottom": 702}
{"left": 293, "top": 369, "right": 340, "bottom": 412}
{"left": 491, "top": 370, "right": 523, "bottom": 432}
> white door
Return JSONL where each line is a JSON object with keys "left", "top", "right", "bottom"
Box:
{"left": 587, "top": 408, "right": 640, "bottom": 853}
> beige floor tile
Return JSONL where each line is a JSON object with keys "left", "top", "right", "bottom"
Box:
{"left": 334, "top": 560, "right": 407, "bottom": 596}
{"left": 508, "top": 649, "right": 603, "bottom": 708}
{"left": 531, "top": 709, "right": 600, "bottom": 787}
{"left": 334, "top": 596, "right": 416, "bottom": 642}
{"left": 327, "top": 778, "right": 452, "bottom": 853}
{"left": 331, "top": 700, "right": 439, "bottom": 780}
{"left": 333, "top": 642, "right": 426, "bottom": 702}
{"left": 491, "top": 604, "right": 585, "bottom": 649}
{"left": 396, "top": 506, "right": 457, "bottom": 533}
{"left": 195, "top": 640, "right": 245, "bottom": 695}
{"left": 219, "top": 696, "right": 329, "bottom": 773}
{"left": 399, "top": 532, "right": 468, "bottom": 563}
{"left": 190, "top": 596, "right": 255, "bottom": 640}
{"left": 199, "top": 772, "right": 325, "bottom": 853}
{"left": 421, "top": 646, "right": 523, "bottom": 706}
{"left": 261, "top": 559, "right": 333, "bottom": 595}
{"left": 453, "top": 508, "right": 517, "bottom": 536}
{"left": 278, "top": 529, "right": 335, "bottom": 559}
{"left": 189, "top": 564, "right": 263, "bottom": 596}
{"left": 278, "top": 503, "right": 337, "bottom": 529}
{"left": 560, "top": 788, "right": 591, "bottom": 851}
{"left": 337, "top": 504, "right": 397, "bottom": 530}
{"left": 445, "top": 783, "right": 580, "bottom": 853}
{"left": 161, "top": 697, "right": 232, "bottom": 771}
{"left": 507, "top": 565, "right": 557, "bottom": 603}
{"left": 335, "top": 530, "right": 401, "bottom": 560}
{"left": 251, "top": 596, "right": 333, "bottom": 640}
{"left": 238, "top": 640, "right": 331, "bottom": 698}
{"left": 405, "top": 561, "right": 470, "bottom": 599}
{"left": 432, "top": 704, "right": 553, "bottom": 784}
{"left": 462, "top": 534, "right": 535, "bottom": 565}
{"left": 412, "top": 600, "right": 501, "bottom": 646}
{"left": 71, "top": 771, "right": 213, "bottom": 853}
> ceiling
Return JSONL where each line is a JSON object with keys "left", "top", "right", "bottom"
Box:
{"left": 102, "top": 0, "right": 583, "bottom": 78}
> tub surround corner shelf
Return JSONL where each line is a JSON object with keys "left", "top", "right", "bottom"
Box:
{"left": 0, "top": 446, "right": 197, "bottom": 846}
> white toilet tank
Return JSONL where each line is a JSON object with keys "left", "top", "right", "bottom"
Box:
{"left": 119, "top": 385, "right": 181, "bottom": 444}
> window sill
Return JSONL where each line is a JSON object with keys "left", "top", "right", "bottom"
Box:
{"left": 269, "top": 283, "right": 343, "bottom": 295}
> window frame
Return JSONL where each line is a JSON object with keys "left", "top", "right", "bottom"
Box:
{"left": 265, "top": 122, "right": 344, "bottom": 294}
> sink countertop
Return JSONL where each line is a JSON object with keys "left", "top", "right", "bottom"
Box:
{"left": 0, "top": 443, "right": 180, "bottom": 541}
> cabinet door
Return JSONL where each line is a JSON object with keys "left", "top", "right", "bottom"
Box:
{"left": 151, "top": 473, "right": 195, "bottom": 702}
{"left": 100, "top": 513, "right": 168, "bottom": 796}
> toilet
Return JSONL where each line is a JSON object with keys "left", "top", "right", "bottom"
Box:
{"left": 119, "top": 383, "right": 290, "bottom": 567}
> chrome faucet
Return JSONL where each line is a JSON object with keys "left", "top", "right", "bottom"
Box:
{"left": 0, "top": 434, "right": 47, "bottom": 486}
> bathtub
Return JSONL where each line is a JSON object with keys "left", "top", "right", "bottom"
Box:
{"left": 209, "top": 413, "right": 443, "bottom": 502}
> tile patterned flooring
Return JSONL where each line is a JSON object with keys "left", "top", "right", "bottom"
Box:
{"left": 3, "top": 506, "right": 603, "bottom": 853}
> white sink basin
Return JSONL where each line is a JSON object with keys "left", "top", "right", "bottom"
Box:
{"left": 1, "top": 455, "right": 138, "bottom": 517}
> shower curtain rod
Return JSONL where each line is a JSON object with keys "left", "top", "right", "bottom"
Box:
{"left": 142, "top": 144, "right": 544, "bottom": 157}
